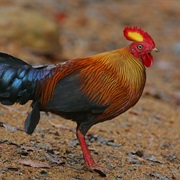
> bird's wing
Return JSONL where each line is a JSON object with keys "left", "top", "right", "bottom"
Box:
{"left": 46, "top": 71, "right": 108, "bottom": 114}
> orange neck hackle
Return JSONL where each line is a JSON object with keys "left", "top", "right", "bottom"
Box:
{"left": 79, "top": 47, "right": 146, "bottom": 111}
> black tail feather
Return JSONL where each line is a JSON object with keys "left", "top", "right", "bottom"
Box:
{"left": 24, "top": 101, "right": 41, "bottom": 134}
{"left": 0, "top": 53, "right": 34, "bottom": 105}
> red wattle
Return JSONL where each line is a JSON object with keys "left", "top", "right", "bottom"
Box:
{"left": 141, "top": 53, "right": 153, "bottom": 67}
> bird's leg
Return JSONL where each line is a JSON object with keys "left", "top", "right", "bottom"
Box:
{"left": 76, "top": 130, "right": 107, "bottom": 177}
{"left": 76, "top": 130, "right": 95, "bottom": 167}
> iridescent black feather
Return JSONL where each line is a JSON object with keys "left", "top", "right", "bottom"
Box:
{"left": 0, "top": 53, "right": 55, "bottom": 134}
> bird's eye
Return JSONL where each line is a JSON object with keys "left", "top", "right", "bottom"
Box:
{"left": 137, "top": 44, "right": 143, "bottom": 50}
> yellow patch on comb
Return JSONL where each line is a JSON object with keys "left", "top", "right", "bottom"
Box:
{"left": 128, "top": 31, "right": 143, "bottom": 42}
{"left": 123, "top": 27, "right": 154, "bottom": 43}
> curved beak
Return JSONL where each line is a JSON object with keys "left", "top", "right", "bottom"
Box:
{"left": 151, "top": 47, "right": 159, "bottom": 52}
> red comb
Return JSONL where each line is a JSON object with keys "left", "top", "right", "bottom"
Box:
{"left": 123, "top": 26, "right": 155, "bottom": 45}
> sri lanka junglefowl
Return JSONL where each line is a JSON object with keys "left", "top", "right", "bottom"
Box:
{"left": 0, "top": 27, "right": 158, "bottom": 176}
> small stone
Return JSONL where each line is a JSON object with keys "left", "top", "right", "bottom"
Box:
{"left": 39, "top": 170, "right": 48, "bottom": 176}
{"left": 132, "top": 150, "right": 144, "bottom": 157}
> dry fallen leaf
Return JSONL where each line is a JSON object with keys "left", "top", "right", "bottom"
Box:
{"left": 18, "top": 159, "right": 50, "bottom": 168}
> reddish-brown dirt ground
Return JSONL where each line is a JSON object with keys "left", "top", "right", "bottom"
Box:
{"left": 0, "top": 1, "right": 179, "bottom": 179}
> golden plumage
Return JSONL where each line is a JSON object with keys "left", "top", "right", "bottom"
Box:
{"left": 79, "top": 47, "right": 146, "bottom": 120}
{"left": 37, "top": 46, "right": 146, "bottom": 121}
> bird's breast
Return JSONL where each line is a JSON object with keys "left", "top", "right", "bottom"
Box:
{"left": 83, "top": 60, "right": 146, "bottom": 122}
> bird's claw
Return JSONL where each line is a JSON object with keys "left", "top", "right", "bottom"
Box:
{"left": 88, "top": 163, "right": 110, "bottom": 177}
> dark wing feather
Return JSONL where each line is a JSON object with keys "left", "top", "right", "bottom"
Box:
{"left": 46, "top": 72, "right": 108, "bottom": 114}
